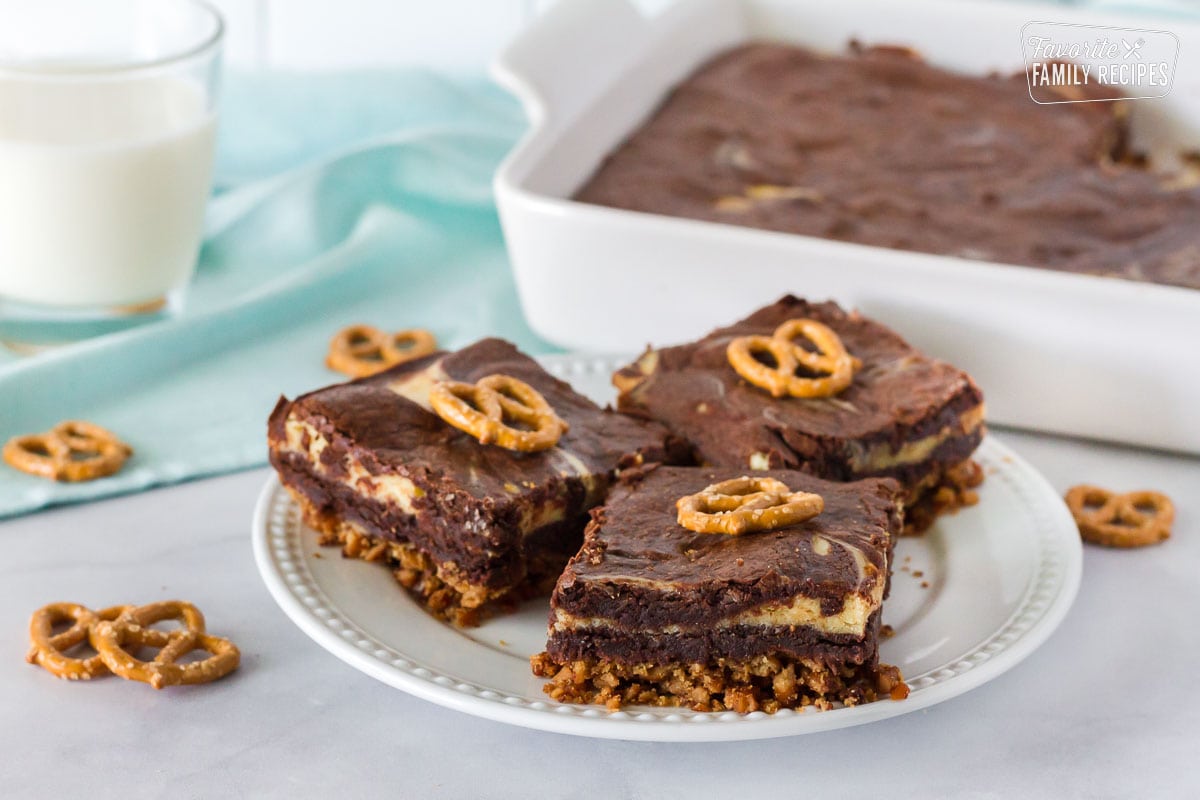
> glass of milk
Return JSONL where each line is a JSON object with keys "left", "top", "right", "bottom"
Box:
{"left": 0, "top": 0, "right": 222, "bottom": 347}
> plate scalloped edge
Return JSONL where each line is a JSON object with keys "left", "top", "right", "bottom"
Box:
{"left": 251, "top": 354, "right": 1083, "bottom": 742}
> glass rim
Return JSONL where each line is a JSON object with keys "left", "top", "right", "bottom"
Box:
{"left": 0, "top": 0, "right": 224, "bottom": 76}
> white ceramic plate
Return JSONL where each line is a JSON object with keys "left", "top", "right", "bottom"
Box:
{"left": 252, "top": 354, "right": 1082, "bottom": 741}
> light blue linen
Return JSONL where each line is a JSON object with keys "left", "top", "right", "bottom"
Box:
{"left": 0, "top": 71, "right": 544, "bottom": 519}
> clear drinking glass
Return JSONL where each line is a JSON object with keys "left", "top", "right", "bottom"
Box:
{"left": 0, "top": 0, "right": 223, "bottom": 348}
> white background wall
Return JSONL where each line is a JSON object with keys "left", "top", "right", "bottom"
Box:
{"left": 208, "top": 1, "right": 1176, "bottom": 71}
{"left": 207, "top": 0, "right": 675, "bottom": 71}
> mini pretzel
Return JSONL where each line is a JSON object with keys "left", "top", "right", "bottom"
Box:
{"left": 90, "top": 601, "right": 240, "bottom": 689}
{"left": 1065, "top": 485, "right": 1174, "bottom": 548}
{"left": 727, "top": 319, "right": 859, "bottom": 398}
{"left": 677, "top": 476, "right": 824, "bottom": 535}
{"left": 26, "top": 603, "right": 130, "bottom": 681}
{"left": 326, "top": 324, "right": 437, "bottom": 378}
{"left": 429, "top": 374, "right": 568, "bottom": 452}
{"left": 3, "top": 421, "right": 132, "bottom": 482}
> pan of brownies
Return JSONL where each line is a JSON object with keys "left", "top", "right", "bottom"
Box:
{"left": 492, "top": 0, "right": 1200, "bottom": 454}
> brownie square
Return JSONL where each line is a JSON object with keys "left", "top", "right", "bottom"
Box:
{"left": 268, "top": 337, "right": 683, "bottom": 625}
{"left": 533, "top": 465, "right": 907, "bottom": 712}
{"left": 614, "top": 295, "right": 985, "bottom": 527}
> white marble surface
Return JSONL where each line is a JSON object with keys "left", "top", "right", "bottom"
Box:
{"left": 2, "top": 429, "right": 1197, "bottom": 799}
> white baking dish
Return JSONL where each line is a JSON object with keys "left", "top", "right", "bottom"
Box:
{"left": 492, "top": 0, "right": 1200, "bottom": 455}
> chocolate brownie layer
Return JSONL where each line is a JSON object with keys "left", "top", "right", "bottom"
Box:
{"left": 268, "top": 338, "right": 685, "bottom": 619}
{"left": 548, "top": 615, "right": 882, "bottom": 667}
{"left": 576, "top": 42, "right": 1200, "bottom": 291}
{"left": 273, "top": 450, "right": 588, "bottom": 595}
{"left": 615, "top": 296, "right": 984, "bottom": 505}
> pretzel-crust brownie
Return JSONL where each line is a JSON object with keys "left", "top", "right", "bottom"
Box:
{"left": 268, "top": 338, "right": 685, "bottom": 626}
{"left": 533, "top": 466, "right": 908, "bottom": 712}
{"left": 614, "top": 296, "right": 985, "bottom": 532}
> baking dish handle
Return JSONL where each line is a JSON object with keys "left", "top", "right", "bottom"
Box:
{"left": 492, "top": 0, "right": 653, "bottom": 131}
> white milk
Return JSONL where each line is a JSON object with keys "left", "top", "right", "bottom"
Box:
{"left": 0, "top": 76, "right": 216, "bottom": 307}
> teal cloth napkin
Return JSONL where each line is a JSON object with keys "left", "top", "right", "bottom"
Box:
{"left": 0, "top": 71, "right": 547, "bottom": 519}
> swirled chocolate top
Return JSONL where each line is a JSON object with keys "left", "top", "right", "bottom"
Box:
{"left": 576, "top": 42, "right": 1200, "bottom": 291}
{"left": 271, "top": 338, "right": 683, "bottom": 502}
